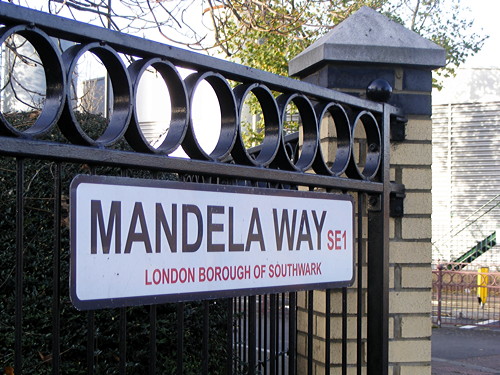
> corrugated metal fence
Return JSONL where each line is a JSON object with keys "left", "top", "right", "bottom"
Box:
{"left": 432, "top": 102, "right": 500, "bottom": 264}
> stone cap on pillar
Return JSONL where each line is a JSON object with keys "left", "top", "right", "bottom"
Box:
{"left": 289, "top": 6, "right": 446, "bottom": 78}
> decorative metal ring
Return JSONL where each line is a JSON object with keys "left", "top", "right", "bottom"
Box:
{"left": 232, "top": 83, "right": 281, "bottom": 167}
{"left": 313, "top": 103, "right": 352, "bottom": 176}
{"left": 59, "top": 42, "right": 132, "bottom": 146}
{"left": 0, "top": 25, "right": 66, "bottom": 137}
{"left": 273, "top": 93, "right": 318, "bottom": 172}
{"left": 345, "top": 111, "right": 381, "bottom": 180}
{"left": 182, "top": 72, "right": 237, "bottom": 161}
{"left": 126, "top": 58, "right": 188, "bottom": 154}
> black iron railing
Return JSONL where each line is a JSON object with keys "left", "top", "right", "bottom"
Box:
{"left": 0, "top": 2, "right": 404, "bottom": 374}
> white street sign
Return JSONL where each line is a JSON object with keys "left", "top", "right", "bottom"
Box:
{"left": 70, "top": 175, "right": 354, "bottom": 310}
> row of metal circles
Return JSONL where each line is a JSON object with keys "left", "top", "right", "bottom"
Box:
{"left": 0, "top": 25, "right": 382, "bottom": 180}
{"left": 439, "top": 272, "right": 498, "bottom": 283}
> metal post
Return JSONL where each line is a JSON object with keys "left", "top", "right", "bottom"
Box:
{"left": 437, "top": 264, "right": 443, "bottom": 327}
{"left": 367, "top": 106, "right": 391, "bottom": 375}
{"left": 477, "top": 267, "right": 489, "bottom": 308}
{"left": 52, "top": 163, "right": 62, "bottom": 375}
{"left": 15, "top": 158, "right": 24, "bottom": 375}
{"left": 367, "top": 200, "right": 389, "bottom": 375}
{"left": 248, "top": 296, "right": 257, "bottom": 375}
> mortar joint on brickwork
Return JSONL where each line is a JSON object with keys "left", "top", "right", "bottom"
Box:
{"left": 395, "top": 68, "right": 403, "bottom": 90}
{"left": 394, "top": 315, "right": 402, "bottom": 339}
{"left": 394, "top": 264, "right": 402, "bottom": 289}
{"left": 395, "top": 168, "right": 403, "bottom": 184}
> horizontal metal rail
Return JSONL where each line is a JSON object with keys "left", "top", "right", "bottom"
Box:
{"left": 0, "top": 136, "right": 405, "bottom": 193}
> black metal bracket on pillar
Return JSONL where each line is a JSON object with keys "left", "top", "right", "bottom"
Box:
{"left": 390, "top": 191, "right": 405, "bottom": 218}
{"left": 390, "top": 115, "right": 407, "bottom": 142}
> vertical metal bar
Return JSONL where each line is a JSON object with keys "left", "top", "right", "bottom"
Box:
{"left": 366, "top": 106, "right": 391, "bottom": 375}
{"left": 342, "top": 288, "right": 348, "bottom": 375}
{"left": 119, "top": 308, "right": 127, "bottom": 375}
{"left": 177, "top": 302, "right": 184, "bottom": 375}
{"left": 87, "top": 165, "right": 96, "bottom": 375}
{"left": 258, "top": 295, "right": 263, "bottom": 371}
{"left": 149, "top": 305, "right": 157, "bottom": 375}
{"left": 87, "top": 311, "right": 95, "bottom": 375}
{"left": 243, "top": 297, "right": 247, "bottom": 366}
{"left": 275, "top": 293, "right": 280, "bottom": 373}
{"left": 87, "top": 163, "right": 97, "bottom": 375}
{"left": 269, "top": 294, "right": 277, "bottom": 375}
{"left": 276, "top": 293, "right": 280, "bottom": 373}
{"left": 248, "top": 296, "right": 257, "bottom": 375}
{"left": 275, "top": 294, "right": 280, "bottom": 372}
{"left": 367, "top": 204, "right": 386, "bottom": 372}
{"left": 437, "top": 265, "right": 443, "bottom": 327}
{"left": 119, "top": 169, "right": 127, "bottom": 375}
{"left": 325, "top": 290, "right": 331, "bottom": 375}
{"left": 238, "top": 297, "right": 243, "bottom": 372}
{"left": 461, "top": 275, "right": 465, "bottom": 324}
{"left": 357, "top": 193, "right": 364, "bottom": 375}
{"left": 307, "top": 290, "right": 313, "bottom": 375}
{"left": 233, "top": 298, "right": 238, "bottom": 373}
{"left": 202, "top": 300, "right": 209, "bottom": 374}
{"left": 226, "top": 299, "right": 233, "bottom": 375}
{"left": 281, "top": 293, "right": 285, "bottom": 372}
{"left": 15, "top": 158, "right": 24, "bottom": 375}
{"left": 264, "top": 295, "right": 268, "bottom": 375}
{"left": 52, "top": 163, "right": 62, "bottom": 375}
{"left": 288, "top": 292, "right": 297, "bottom": 375}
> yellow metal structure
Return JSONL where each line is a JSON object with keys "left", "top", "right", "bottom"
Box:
{"left": 477, "top": 267, "right": 489, "bottom": 306}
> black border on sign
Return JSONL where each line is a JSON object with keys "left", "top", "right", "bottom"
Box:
{"left": 70, "top": 174, "right": 355, "bottom": 310}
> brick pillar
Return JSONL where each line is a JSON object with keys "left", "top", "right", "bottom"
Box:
{"left": 289, "top": 6, "right": 445, "bottom": 375}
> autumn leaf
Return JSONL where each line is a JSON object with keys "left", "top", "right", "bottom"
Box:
{"left": 38, "top": 351, "right": 53, "bottom": 363}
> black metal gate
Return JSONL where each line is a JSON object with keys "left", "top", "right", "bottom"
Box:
{"left": 0, "top": 3, "right": 405, "bottom": 374}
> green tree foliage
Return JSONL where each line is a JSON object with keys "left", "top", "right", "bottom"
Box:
{"left": 207, "top": 0, "right": 387, "bottom": 75}
{"left": 202, "top": 0, "right": 485, "bottom": 79}
{"left": 201, "top": 0, "right": 485, "bottom": 142}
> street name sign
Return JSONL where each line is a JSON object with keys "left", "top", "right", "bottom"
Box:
{"left": 70, "top": 175, "right": 354, "bottom": 310}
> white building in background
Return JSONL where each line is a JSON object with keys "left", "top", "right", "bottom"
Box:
{"left": 0, "top": 37, "right": 77, "bottom": 115}
{"left": 432, "top": 46, "right": 500, "bottom": 265}
{"left": 0, "top": 35, "right": 46, "bottom": 114}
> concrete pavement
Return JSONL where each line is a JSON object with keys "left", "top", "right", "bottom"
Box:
{"left": 432, "top": 326, "right": 500, "bottom": 374}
